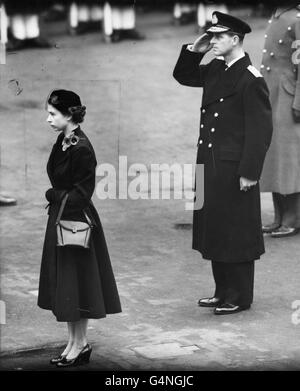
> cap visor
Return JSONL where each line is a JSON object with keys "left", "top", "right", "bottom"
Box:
{"left": 206, "top": 26, "right": 230, "bottom": 33}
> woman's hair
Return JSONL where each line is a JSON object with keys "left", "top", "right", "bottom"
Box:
{"left": 47, "top": 89, "right": 86, "bottom": 124}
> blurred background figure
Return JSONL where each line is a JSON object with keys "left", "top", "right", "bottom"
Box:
{"left": 197, "top": 1, "right": 228, "bottom": 32}
{"left": 68, "top": 0, "right": 104, "bottom": 35}
{"left": 4, "top": 0, "right": 52, "bottom": 51}
{"left": 172, "top": 1, "right": 197, "bottom": 25}
{"left": 260, "top": 2, "right": 300, "bottom": 238}
{"left": 103, "top": 0, "right": 145, "bottom": 42}
{"left": 0, "top": 193, "right": 17, "bottom": 206}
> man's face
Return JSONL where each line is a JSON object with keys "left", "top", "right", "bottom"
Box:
{"left": 210, "top": 33, "right": 236, "bottom": 57}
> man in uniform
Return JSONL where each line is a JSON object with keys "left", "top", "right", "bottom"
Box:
{"left": 173, "top": 12, "right": 273, "bottom": 315}
{"left": 4, "top": 0, "right": 52, "bottom": 51}
{"left": 260, "top": 2, "right": 300, "bottom": 237}
{"left": 103, "top": 0, "right": 145, "bottom": 42}
{"left": 68, "top": 0, "right": 104, "bottom": 35}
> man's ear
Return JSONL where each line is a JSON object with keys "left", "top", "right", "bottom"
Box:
{"left": 232, "top": 35, "right": 240, "bottom": 46}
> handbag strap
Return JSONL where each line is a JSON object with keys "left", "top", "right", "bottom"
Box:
{"left": 56, "top": 193, "right": 92, "bottom": 227}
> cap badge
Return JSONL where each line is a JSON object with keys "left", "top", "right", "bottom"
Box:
{"left": 212, "top": 14, "right": 218, "bottom": 25}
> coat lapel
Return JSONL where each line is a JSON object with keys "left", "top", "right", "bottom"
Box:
{"left": 202, "top": 53, "right": 252, "bottom": 107}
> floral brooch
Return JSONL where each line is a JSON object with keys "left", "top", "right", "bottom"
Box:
{"left": 62, "top": 132, "right": 80, "bottom": 152}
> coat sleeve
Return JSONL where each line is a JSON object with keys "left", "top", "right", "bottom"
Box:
{"left": 65, "top": 146, "right": 97, "bottom": 211}
{"left": 238, "top": 77, "right": 273, "bottom": 181}
{"left": 173, "top": 44, "right": 209, "bottom": 87}
{"left": 292, "top": 19, "right": 300, "bottom": 111}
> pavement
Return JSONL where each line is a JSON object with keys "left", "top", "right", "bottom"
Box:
{"left": 1, "top": 10, "right": 300, "bottom": 372}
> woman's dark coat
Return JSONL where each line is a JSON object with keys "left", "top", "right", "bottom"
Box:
{"left": 38, "top": 127, "right": 122, "bottom": 322}
{"left": 173, "top": 45, "right": 273, "bottom": 263}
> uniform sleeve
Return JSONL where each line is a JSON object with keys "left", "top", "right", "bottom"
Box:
{"left": 292, "top": 19, "right": 300, "bottom": 111}
{"left": 66, "top": 146, "right": 97, "bottom": 210}
{"left": 238, "top": 77, "right": 273, "bottom": 181}
{"left": 173, "top": 44, "right": 209, "bottom": 87}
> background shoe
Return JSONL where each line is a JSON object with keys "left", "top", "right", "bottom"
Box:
{"left": 198, "top": 297, "right": 221, "bottom": 307}
{"left": 271, "top": 226, "right": 299, "bottom": 238}
{"left": 0, "top": 194, "right": 17, "bottom": 206}
{"left": 214, "top": 303, "right": 250, "bottom": 315}
{"left": 262, "top": 222, "right": 280, "bottom": 233}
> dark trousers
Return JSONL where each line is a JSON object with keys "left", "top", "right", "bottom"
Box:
{"left": 211, "top": 261, "right": 255, "bottom": 307}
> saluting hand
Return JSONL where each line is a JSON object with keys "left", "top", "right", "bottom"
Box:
{"left": 240, "top": 177, "right": 257, "bottom": 192}
{"left": 191, "top": 33, "right": 213, "bottom": 53}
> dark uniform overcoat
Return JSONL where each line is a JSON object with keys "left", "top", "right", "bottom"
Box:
{"left": 260, "top": 5, "right": 300, "bottom": 194}
{"left": 173, "top": 45, "right": 273, "bottom": 263}
{"left": 38, "top": 127, "right": 122, "bottom": 322}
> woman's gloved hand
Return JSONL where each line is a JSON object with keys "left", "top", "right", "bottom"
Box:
{"left": 45, "top": 188, "right": 66, "bottom": 204}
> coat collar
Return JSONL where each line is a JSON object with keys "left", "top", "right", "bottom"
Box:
{"left": 202, "top": 53, "right": 252, "bottom": 107}
{"left": 47, "top": 126, "right": 83, "bottom": 184}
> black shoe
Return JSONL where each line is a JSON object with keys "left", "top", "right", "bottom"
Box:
{"left": 0, "top": 195, "right": 17, "bottom": 206}
{"left": 56, "top": 344, "right": 92, "bottom": 368}
{"left": 50, "top": 354, "right": 67, "bottom": 365}
{"left": 271, "top": 226, "right": 299, "bottom": 238}
{"left": 198, "top": 297, "right": 221, "bottom": 307}
{"left": 121, "top": 29, "right": 145, "bottom": 41}
{"left": 262, "top": 222, "right": 280, "bottom": 233}
{"left": 26, "top": 37, "right": 52, "bottom": 49}
{"left": 214, "top": 303, "right": 250, "bottom": 315}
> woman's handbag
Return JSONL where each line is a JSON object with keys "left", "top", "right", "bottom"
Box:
{"left": 56, "top": 193, "right": 93, "bottom": 249}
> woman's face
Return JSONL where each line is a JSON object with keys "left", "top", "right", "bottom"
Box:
{"left": 46, "top": 104, "right": 70, "bottom": 132}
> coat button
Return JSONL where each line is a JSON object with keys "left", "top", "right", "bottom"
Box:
{"left": 266, "top": 66, "right": 271, "bottom": 71}
{"left": 199, "top": 139, "right": 203, "bottom": 144}
{"left": 268, "top": 19, "right": 272, "bottom": 23}
{"left": 219, "top": 98, "right": 224, "bottom": 102}
{"left": 214, "top": 112, "right": 219, "bottom": 118}
{"left": 211, "top": 128, "right": 215, "bottom": 132}
{"left": 202, "top": 109, "right": 206, "bottom": 114}
{"left": 263, "top": 49, "right": 267, "bottom": 53}
{"left": 208, "top": 143, "right": 212, "bottom": 148}
{"left": 279, "top": 39, "right": 283, "bottom": 44}
{"left": 270, "top": 52, "right": 274, "bottom": 57}
{"left": 265, "top": 34, "right": 268, "bottom": 38}
{"left": 288, "top": 26, "right": 292, "bottom": 31}
{"left": 260, "top": 64, "right": 265, "bottom": 69}
{"left": 201, "top": 124, "right": 204, "bottom": 128}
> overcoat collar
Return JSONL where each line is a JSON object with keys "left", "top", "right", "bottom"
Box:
{"left": 47, "top": 126, "right": 83, "bottom": 185}
{"left": 202, "top": 53, "right": 252, "bottom": 107}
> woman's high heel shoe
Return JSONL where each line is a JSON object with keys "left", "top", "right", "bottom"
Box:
{"left": 56, "top": 344, "right": 92, "bottom": 368}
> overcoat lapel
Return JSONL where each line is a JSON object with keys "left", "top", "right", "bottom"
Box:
{"left": 202, "top": 54, "right": 252, "bottom": 107}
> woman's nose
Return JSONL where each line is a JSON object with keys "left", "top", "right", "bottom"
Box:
{"left": 46, "top": 115, "right": 51, "bottom": 123}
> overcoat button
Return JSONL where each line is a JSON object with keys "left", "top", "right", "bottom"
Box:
{"left": 208, "top": 143, "right": 212, "bottom": 148}
{"left": 211, "top": 128, "right": 215, "bottom": 132}
{"left": 263, "top": 49, "right": 267, "bottom": 53}
{"left": 270, "top": 52, "right": 274, "bottom": 57}
{"left": 220, "top": 98, "right": 224, "bottom": 102}
{"left": 201, "top": 124, "right": 204, "bottom": 128}
{"left": 202, "top": 109, "right": 206, "bottom": 113}
{"left": 260, "top": 64, "right": 265, "bottom": 69}
{"left": 268, "top": 19, "right": 272, "bottom": 23}
{"left": 288, "top": 26, "right": 292, "bottom": 31}
{"left": 279, "top": 39, "right": 283, "bottom": 44}
{"left": 266, "top": 67, "right": 271, "bottom": 71}
{"left": 265, "top": 34, "right": 268, "bottom": 38}
{"left": 199, "top": 139, "right": 203, "bottom": 144}
{"left": 214, "top": 113, "right": 219, "bottom": 117}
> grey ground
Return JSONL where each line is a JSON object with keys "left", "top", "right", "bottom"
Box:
{"left": 0, "top": 10, "right": 300, "bottom": 371}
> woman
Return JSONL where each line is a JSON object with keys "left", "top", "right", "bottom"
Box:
{"left": 38, "top": 89, "right": 122, "bottom": 367}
